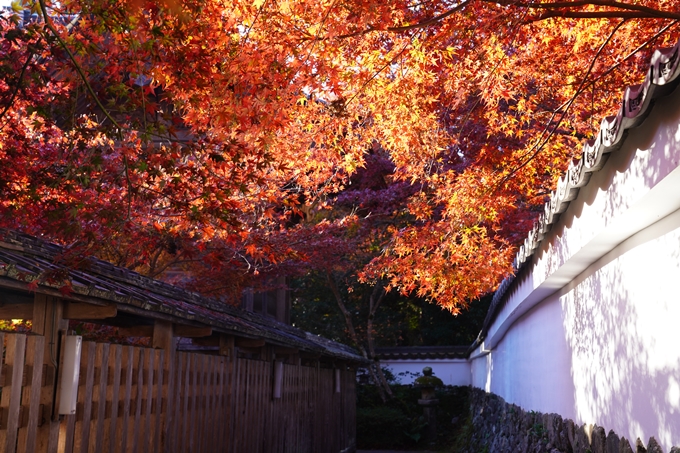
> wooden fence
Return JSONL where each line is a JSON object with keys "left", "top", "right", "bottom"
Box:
{"left": 0, "top": 332, "right": 356, "bottom": 453}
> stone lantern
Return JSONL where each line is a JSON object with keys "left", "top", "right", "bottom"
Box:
{"left": 414, "top": 366, "right": 443, "bottom": 444}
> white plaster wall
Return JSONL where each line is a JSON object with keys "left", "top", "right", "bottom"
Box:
{"left": 470, "top": 85, "right": 680, "bottom": 451}
{"left": 561, "top": 224, "right": 680, "bottom": 449}
{"left": 485, "top": 84, "right": 680, "bottom": 352}
{"left": 381, "top": 359, "right": 471, "bottom": 386}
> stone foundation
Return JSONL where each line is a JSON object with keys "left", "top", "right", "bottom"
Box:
{"left": 462, "top": 388, "right": 680, "bottom": 453}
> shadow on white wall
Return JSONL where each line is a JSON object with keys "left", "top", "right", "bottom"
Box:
{"left": 562, "top": 226, "right": 680, "bottom": 449}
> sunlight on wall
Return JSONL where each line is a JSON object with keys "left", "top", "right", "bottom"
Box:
{"left": 561, "top": 226, "right": 680, "bottom": 449}
{"left": 471, "top": 86, "right": 680, "bottom": 453}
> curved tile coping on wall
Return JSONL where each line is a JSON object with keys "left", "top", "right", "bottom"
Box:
{"left": 477, "top": 40, "right": 680, "bottom": 346}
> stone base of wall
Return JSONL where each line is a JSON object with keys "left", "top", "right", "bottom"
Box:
{"left": 462, "top": 388, "right": 679, "bottom": 453}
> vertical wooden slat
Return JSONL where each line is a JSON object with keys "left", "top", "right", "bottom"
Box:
{"left": 248, "top": 359, "right": 256, "bottom": 453}
{"left": 216, "top": 356, "right": 229, "bottom": 453}
{"left": 265, "top": 361, "right": 274, "bottom": 453}
{"left": 202, "top": 357, "right": 212, "bottom": 453}
{"left": 156, "top": 351, "right": 176, "bottom": 453}
{"left": 178, "top": 353, "right": 188, "bottom": 453}
{"left": 119, "top": 346, "right": 134, "bottom": 453}
{"left": 267, "top": 361, "right": 277, "bottom": 452}
{"left": 201, "top": 355, "right": 210, "bottom": 453}
{"left": 17, "top": 335, "right": 44, "bottom": 453}
{"left": 130, "top": 348, "right": 144, "bottom": 453}
{"left": 201, "top": 355, "right": 210, "bottom": 452}
{"left": 61, "top": 414, "right": 76, "bottom": 453}
{"left": 177, "top": 352, "right": 192, "bottom": 452}
{"left": 88, "top": 343, "right": 109, "bottom": 453}
{"left": 188, "top": 353, "right": 198, "bottom": 453}
{"left": 185, "top": 352, "right": 194, "bottom": 453}
{"left": 260, "top": 360, "right": 266, "bottom": 452}
{"left": 166, "top": 352, "right": 180, "bottom": 453}
{"left": 151, "top": 349, "right": 164, "bottom": 453}
{"left": 197, "top": 355, "right": 207, "bottom": 453}
{"left": 241, "top": 359, "right": 250, "bottom": 452}
{"left": 256, "top": 360, "right": 265, "bottom": 453}
{"left": 208, "top": 357, "right": 218, "bottom": 453}
{"left": 73, "top": 342, "right": 95, "bottom": 453}
{"left": 179, "top": 353, "right": 190, "bottom": 453}
{"left": 0, "top": 334, "right": 27, "bottom": 453}
{"left": 104, "top": 345, "right": 122, "bottom": 453}
{"left": 32, "top": 295, "right": 64, "bottom": 453}
{"left": 210, "top": 357, "right": 220, "bottom": 453}
{"left": 142, "top": 350, "right": 154, "bottom": 453}
{"left": 221, "top": 346, "right": 234, "bottom": 452}
{"left": 229, "top": 358, "right": 240, "bottom": 453}
{"left": 190, "top": 354, "right": 201, "bottom": 453}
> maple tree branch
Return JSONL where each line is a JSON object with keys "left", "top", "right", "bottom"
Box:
{"left": 321, "top": 0, "right": 677, "bottom": 40}
{"left": 326, "top": 0, "right": 471, "bottom": 40}
{"left": 583, "top": 20, "right": 679, "bottom": 88}
{"left": 456, "top": 8, "right": 530, "bottom": 148}
{"left": 495, "top": 19, "right": 627, "bottom": 192}
{"left": 345, "top": 39, "right": 413, "bottom": 108}
{"left": 0, "top": 45, "right": 35, "bottom": 130}
{"left": 38, "top": 0, "right": 123, "bottom": 137}
{"left": 516, "top": 0, "right": 680, "bottom": 20}
{"left": 532, "top": 10, "right": 675, "bottom": 20}
{"left": 385, "top": 0, "right": 472, "bottom": 32}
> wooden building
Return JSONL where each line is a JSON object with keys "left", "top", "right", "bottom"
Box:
{"left": 0, "top": 229, "right": 364, "bottom": 453}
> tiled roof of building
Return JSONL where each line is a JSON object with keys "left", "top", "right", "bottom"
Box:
{"left": 376, "top": 346, "right": 469, "bottom": 360}
{"left": 0, "top": 229, "right": 366, "bottom": 363}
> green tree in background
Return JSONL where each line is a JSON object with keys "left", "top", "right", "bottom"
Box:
{"left": 291, "top": 273, "right": 491, "bottom": 348}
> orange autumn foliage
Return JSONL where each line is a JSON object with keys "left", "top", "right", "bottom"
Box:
{"left": 0, "top": 0, "right": 678, "bottom": 310}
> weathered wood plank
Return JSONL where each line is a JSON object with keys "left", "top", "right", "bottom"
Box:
{"left": 179, "top": 353, "right": 190, "bottom": 453}
{"left": 152, "top": 349, "right": 164, "bottom": 453}
{"left": 187, "top": 354, "right": 198, "bottom": 453}
{"left": 142, "top": 350, "right": 154, "bottom": 453}
{"left": 1, "top": 334, "right": 27, "bottom": 453}
{"left": 104, "top": 344, "right": 122, "bottom": 453}
{"left": 0, "top": 304, "right": 32, "bottom": 320}
{"left": 73, "top": 342, "right": 95, "bottom": 453}
{"left": 215, "top": 356, "right": 228, "bottom": 453}
{"left": 86, "top": 343, "right": 108, "bottom": 453}
{"left": 205, "top": 356, "right": 216, "bottom": 453}
{"left": 17, "top": 335, "right": 44, "bottom": 453}
{"left": 118, "top": 346, "right": 134, "bottom": 453}
{"left": 193, "top": 354, "right": 204, "bottom": 453}
{"left": 229, "top": 358, "right": 241, "bottom": 453}
{"left": 235, "top": 338, "right": 265, "bottom": 348}
{"left": 118, "top": 326, "right": 153, "bottom": 338}
{"left": 130, "top": 348, "right": 144, "bottom": 453}
{"left": 162, "top": 351, "right": 178, "bottom": 453}
{"left": 32, "top": 295, "right": 62, "bottom": 453}
{"left": 151, "top": 320, "right": 173, "bottom": 351}
{"left": 62, "top": 302, "right": 116, "bottom": 320}
{"left": 59, "top": 414, "right": 76, "bottom": 453}
{"left": 173, "top": 325, "right": 212, "bottom": 338}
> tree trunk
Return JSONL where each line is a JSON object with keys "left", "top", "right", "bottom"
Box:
{"left": 326, "top": 271, "right": 392, "bottom": 401}
{"left": 367, "top": 283, "right": 393, "bottom": 397}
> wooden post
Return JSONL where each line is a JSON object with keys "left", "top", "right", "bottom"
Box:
{"left": 152, "top": 321, "right": 175, "bottom": 352}
{"left": 32, "top": 293, "right": 67, "bottom": 453}
{"left": 218, "top": 335, "right": 234, "bottom": 359}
